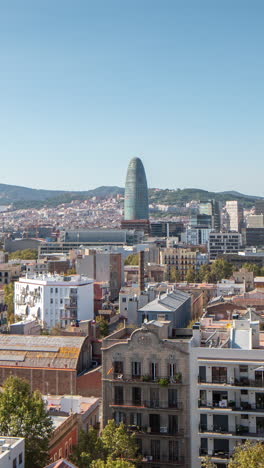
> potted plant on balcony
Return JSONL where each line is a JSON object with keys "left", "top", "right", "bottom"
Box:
{"left": 174, "top": 372, "right": 182, "bottom": 383}
{"left": 228, "top": 400, "right": 236, "bottom": 408}
{"left": 142, "top": 375, "right": 151, "bottom": 382}
{"left": 158, "top": 378, "right": 170, "bottom": 387}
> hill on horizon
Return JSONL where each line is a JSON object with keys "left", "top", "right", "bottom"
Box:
{"left": 0, "top": 183, "right": 262, "bottom": 209}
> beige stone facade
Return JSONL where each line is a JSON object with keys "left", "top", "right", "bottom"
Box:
{"left": 102, "top": 322, "right": 191, "bottom": 468}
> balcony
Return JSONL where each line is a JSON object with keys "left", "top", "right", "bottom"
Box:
{"left": 110, "top": 400, "right": 182, "bottom": 410}
{"left": 199, "top": 400, "right": 264, "bottom": 412}
{"left": 128, "top": 426, "right": 184, "bottom": 437}
{"left": 198, "top": 377, "right": 264, "bottom": 388}
{"left": 142, "top": 455, "right": 185, "bottom": 465}
{"left": 111, "top": 374, "right": 182, "bottom": 384}
{"left": 199, "top": 449, "right": 230, "bottom": 459}
{"left": 199, "top": 424, "right": 264, "bottom": 438}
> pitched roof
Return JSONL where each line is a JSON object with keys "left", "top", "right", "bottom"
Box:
{"left": 138, "top": 290, "right": 190, "bottom": 313}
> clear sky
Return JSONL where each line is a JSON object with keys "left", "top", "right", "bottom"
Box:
{"left": 0, "top": 0, "right": 263, "bottom": 195}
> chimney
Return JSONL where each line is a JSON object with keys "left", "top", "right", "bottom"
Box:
{"left": 139, "top": 250, "right": 145, "bottom": 293}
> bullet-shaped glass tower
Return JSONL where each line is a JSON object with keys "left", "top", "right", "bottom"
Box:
{"left": 124, "top": 157, "right": 149, "bottom": 220}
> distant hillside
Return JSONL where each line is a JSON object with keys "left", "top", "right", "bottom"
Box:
{"left": 148, "top": 188, "right": 263, "bottom": 207}
{"left": 0, "top": 184, "right": 124, "bottom": 209}
{"left": 0, "top": 183, "right": 262, "bottom": 209}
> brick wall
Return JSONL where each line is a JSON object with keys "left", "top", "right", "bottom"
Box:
{"left": 77, "top": 367, "right": 102, "bottom": 397}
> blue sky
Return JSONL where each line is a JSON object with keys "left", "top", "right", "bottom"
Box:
{"left": 0, "top": 1, "right": 263, "bottom": 195}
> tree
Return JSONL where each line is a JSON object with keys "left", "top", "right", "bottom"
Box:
{"left": 3, "top": 282, "right": 15, "bottom": 323}
{"left": 96, "top": 316, "right": 109, "bottom": 337}
{"left": 169, "top": 266, "right": 181, "bottom": 282}
{"left": 242, "top": 262, "right": 261, "bottom": 277}
{"left": 101, "top": 420, "right": 138, "bottom": 461}
{"left": 228, "top": 440, "right": 264, "bottom": 468}
{"left": 71, "top": 420, "right": 139, "bottom": 468}
{"left": 71, "top": 428, "right": 104, "bottom": 468}
{"left": 9, "top": 249, "right": 38, "bottom": 260}
{"left": 91, "top": 458, "right": 135, "bottom": 468}
{"left": 185, "top": 267, "right": 197, "bottom": 283}
{"left": 0, "top": 376, "right": 53, "bottom": 468}
{"left": 124, "top": 254, "right": 139, "bottom": 266}
{"left": 201, "top": 456, "right": 216, "bottom": 468}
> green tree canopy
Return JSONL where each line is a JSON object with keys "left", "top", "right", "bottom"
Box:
{"left": 96, "top": 316, "right": 109, "bottom": 338}
{"left": 242, "top": 262, "right": 261, "bottom": 276}
{"left": 185, "top": 267, "right": 197, "bottom": 283}
{"left": 101, "top": 420, "right": 138, "bottom": 461}
{"left": 0, "top": 376, "right": 53, "bottom": 468}
{"left": 228, "top": 441, "right": 264, "bottom": 468}
{"left": 3, "top": 282, "right": 15, "bottom": 323}
{"left": 71, "top": 420, "right": 139, "bottom": 468}
{"left": 168, "top": 266, "right": 181, "bottom": 282}
{"left": 91, "top": 458, "right": 135, "bottom": 468}
{"left": 9, "top": 249, "right": 38, "bottom": 260}
{"left": 198, "top": 259, "right": 235, "bottom": 283}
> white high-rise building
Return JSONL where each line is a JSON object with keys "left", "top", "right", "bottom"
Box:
{"left": 15, "top": 274, "right": 94, "bottom": 328}
{"left": 226, "top": 201, "right": 243, "bottom": 232}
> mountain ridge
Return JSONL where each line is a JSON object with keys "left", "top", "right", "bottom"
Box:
{"left": 0, "top": 183, "right": 262, "bottom": 209}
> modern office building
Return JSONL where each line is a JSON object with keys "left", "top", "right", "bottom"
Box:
{"left": 150, "top": 222, "right": 184, "bottom": 239}
{"left": 14, "top": 274, "right": 94, "bottom": 328}
{"left": 182, "top": 227, "right": 211, "bottom": 246}
{"left": 255, "top": 200, "right": 264, "bottom": 215}
{"left": 102, "top": 320, "right": 191, "bottom": 468}
{"left": 208, "top": 232, "right": 242, "bottom": 261}
{"left": 247, "top": 214, "right": 264, "bottom": 228}
{"left": 225, "top": 201, "right": 243, "bottom": 232}
{"left": 242, "top": 227, "right": 264, "bottom": 247}
{"left": 122, "top": 157, "right": 149, "bottom": 233}
{"left": 199, "top": 200, "right": 222, "bottom": 231}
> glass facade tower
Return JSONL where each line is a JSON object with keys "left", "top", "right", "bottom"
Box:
{"left": 124, "top": 157, "right": 149, "bottom": 221}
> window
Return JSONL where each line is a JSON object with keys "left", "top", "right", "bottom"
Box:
{"left": 168, "top": 363, "right": 176, "bottom": 378}
{"left": 19, "top": 453, "right": 22, "bottom": 465}
{"left": 241, "top": 389, "right": 248, "bottom": 395}
{"left": 151, "top": 362, "right": 158, "bottom": 380}
{"left": 150, "top": 440, "right": 160, "bottom": 461}
{"left": 50, "top": 288, "right": 53, "bottom": 293}
{"left": 114, "top": 411, "right": 126, "bottom": 424}
{"left": 13, "top": 459, "right": 17, "bottom": 468}
{"left": 113, "top": 361, "right": 123, "bottom": 375}
{"left": 55, "top": 288, "right": 58, "bottom": 293}
{"left": 130, "top": 413, "right": 142, "bottom": 427}
{"left": 50, "top": 298, "right": 53, "bottom": 304}
{"left": 60, "top": 298, "right": 63, "bottom": 304}
{"left": 169, "top": 440, "right": 179, "bottom": 462}
{"left": 122, "top": 298, "right": 126, "bottom": 303}
{"left": 168, "top": 415, "right": 178, "bottom": 434}
{"left": 132, "top": 361, "right": 141, "bottom": 377}
{"left": 132, "top": 387, "right": 141, "bottom": 405}
{"left": 240, "top": 365, "right": 248, "bottom": 373}
{"left": 212, "top": 367, "right": 227, "bottom": 384}
{"left": 59, "top": 448, "right": 62, "bottom": 458}
{"left": 114, "top": 386, "right": 124, "bottom": 405}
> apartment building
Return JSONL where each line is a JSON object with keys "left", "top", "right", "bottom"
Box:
{"left": 190, "top": 318, "right": 264, "bottom": 468}
{"left": 160, "top": 247, "right": 204, "bottom": 281}
{"left": 208, "top": 232, "right": 242, "bottom": 261}
{"left": 14, "top": 274, "right": 94, "bottom": 328}
{"left": 102, "top": 321, "right": 191, "bottom": 468}
{"left": 0, "top": 263, "right": 21, "bottom": 285}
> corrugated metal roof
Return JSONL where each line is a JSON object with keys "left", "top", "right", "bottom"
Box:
{"left": 0, "top": 335, "right": 87, "bottom": 370}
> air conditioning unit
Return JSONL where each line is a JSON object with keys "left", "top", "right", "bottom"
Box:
{"left": 160, "top": 426, "right": 168, "bottom": 433}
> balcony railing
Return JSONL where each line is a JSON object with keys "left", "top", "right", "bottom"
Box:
{"left": 142, "top": 455, "right": 185, "bottom": 464}
{"left": 199, "top": 400, "right": 264, "bottom": 412}
{"left": 199, "top": 449, "right": 230, "bottom": 459}
{"left": 111, "top": 400, "right": 182, "bottom": 409}
{"left": 128, "top": 426, "right": 184, "bottom": 436}
{"left": 111, "top": 374, "right": 182, "bottom": 384}
{"left": 198, "top": 377, "right": 264, "bottom": 388}
{"left": 199, "top": 424, "right": 264, "bottom": 437}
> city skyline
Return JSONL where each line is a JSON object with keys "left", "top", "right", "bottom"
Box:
{"left": 1, "top": 1, "right": 264, "bottom": 195}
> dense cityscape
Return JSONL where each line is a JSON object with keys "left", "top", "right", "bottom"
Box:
{"left": 0, "top": 157, "right": 264, "bottom": 468}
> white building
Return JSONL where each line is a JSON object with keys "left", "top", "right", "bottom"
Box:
{"left": 226, "top": 201, "right": 243, "bottom": 232}
{"left": 247, "top": 214, "right": 264, "bottom": 228}
{"left": 190, "top": 318, "right": 264, "bottom": 468}
{"left": 15, "top": 274, "right": 94, "bottom": 329}
{"left": 0, "top": 437, "right": 25, "bottom": 468}
{"left": 217, "top": 279, "right": 246, "bottom": 296}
